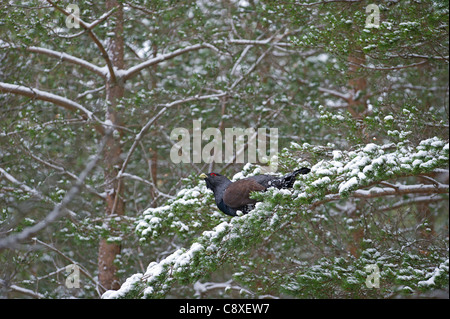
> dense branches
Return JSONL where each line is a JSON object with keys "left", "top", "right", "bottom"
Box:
{"left": 104, "top": 137, "right": 449, "bottom": 298}
{"left": 0, "top": 0, "right": 448, "bottom": 299}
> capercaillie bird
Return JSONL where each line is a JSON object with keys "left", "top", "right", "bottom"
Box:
{"left": 200, "top": 168, "right": 310, "bottom": 217}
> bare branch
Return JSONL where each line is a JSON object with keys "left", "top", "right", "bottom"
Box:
{"left": 229, "top": 30, "right": 289, "bottom": 90}
{"left": 25, "top": 150, "right": 105, "bottom": 200}
{"left": 120, "top": 173, "right": 174, "bottom": 200}
{"left": 348, "top": 59, "right": 429, "bottom": 71}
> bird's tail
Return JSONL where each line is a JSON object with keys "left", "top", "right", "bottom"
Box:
{"left": 279, "top": 167, "right": 310, "bottom": 188}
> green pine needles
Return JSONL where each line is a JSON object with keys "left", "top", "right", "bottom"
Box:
{"left": 104, "top": 136, "right": 449, "bottom": 299}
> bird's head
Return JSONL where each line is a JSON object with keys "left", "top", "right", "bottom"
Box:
{"left": 199, "top": 172, "right": 229, "bottom": 191}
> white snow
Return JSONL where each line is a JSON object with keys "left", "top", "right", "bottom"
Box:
{"left": 338, "top": 177, "right": 359, "bottom": 194}
{"left": 418, "top": 259, "right": 449, "bottom": 287}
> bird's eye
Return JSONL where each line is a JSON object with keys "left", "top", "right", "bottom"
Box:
{"left": 210, "top": 173, "right": 217, "bottom": 177}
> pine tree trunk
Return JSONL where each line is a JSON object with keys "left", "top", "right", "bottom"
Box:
{"left": 347, "top": 53, "right": 367, "bottom": 117}
{"left": 98, "top": 0, "right": 125, "bottom": 293}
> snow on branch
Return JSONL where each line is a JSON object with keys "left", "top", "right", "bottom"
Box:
{"left": 227, "top": 38, "right": 293, "bottom": 47}
{"left": 0, "top": 82, "right": 95, "bottom": 120}
{"left": 295, "top": 0, "right": 361, "bottom": 6}
{"left": 0, "top": 279, "right": 45, "bottom": 299}
{"left": 122, "top": 43, "right": 219, "bottom": 81}
{"left": 102, "top": 136, "right": 448, "bottom": 298}
{"left": 0, "top": 136, "right": 107, "bottom": 250}
{"left": 0, "top": 43, "right": 106, "bottom": 78}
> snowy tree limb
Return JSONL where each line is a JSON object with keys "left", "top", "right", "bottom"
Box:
{"left": 378, "top": 195, "right": 446, "bottom": 212}
{"left": 103, "top": 137, "right": 449, "bottom": 299}
{"left": 313, "top": 183, "right": 449, "bottom": 209}
{"left": 295, "top": 0, "right": 361, "bottom": 6}
{"left": 122, "top": 43, "right": 219, "bottom": 81}
{"left": 0, "top": 136, "right": 106, "bottom": 250}
{"left": 227, "top": 38, "right": 293, "bottom": 48}
{"left": 0, "top": 279, "right": 45, "bottom": 299}
{"left": 0, "top": 43, "right": 106, "bottom": 78}
{"left": 0, "top": 82, "right": 95, "bottom": 120}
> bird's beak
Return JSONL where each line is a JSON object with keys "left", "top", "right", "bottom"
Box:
{"left": 199, "top": 173, "right": 207, "bottom": 179}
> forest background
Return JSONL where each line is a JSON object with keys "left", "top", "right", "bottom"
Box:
{"left": 0, "top": 0, "right": 448, "bottom": 299}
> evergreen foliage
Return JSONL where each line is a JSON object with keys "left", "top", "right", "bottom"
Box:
{"left": 0, "top": 0, "right": 448, "bottom": 299}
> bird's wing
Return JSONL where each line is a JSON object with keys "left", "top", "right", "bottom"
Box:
{"left": 222, "top": 179, "right": 266, "bottom": 208}
{"left": 247, "top": 174, "right": 278, "bottom": 188}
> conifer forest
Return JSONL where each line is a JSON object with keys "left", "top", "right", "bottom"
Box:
{"left": 0, "top": 0, "right": 448, "bottom": 299}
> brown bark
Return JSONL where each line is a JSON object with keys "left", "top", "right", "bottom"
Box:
{"left": 347, "top": 53, "right": 367, "bottom": 118}
{"left": 97, "top": 0, "right": 125, "bottom": 293}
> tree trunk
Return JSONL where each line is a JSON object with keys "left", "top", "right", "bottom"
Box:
{"left": 347, "top": 53, "right": 367, "bottom": 118}
{"left": 98, "top": 0, "right": 125, "bottom": 293}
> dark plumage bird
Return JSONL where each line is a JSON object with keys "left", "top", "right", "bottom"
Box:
{"left": 200, "top": 168, "right": 310, "bottom": 217}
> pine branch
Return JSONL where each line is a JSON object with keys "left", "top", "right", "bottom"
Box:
{"left": 46, "top": 0, "right": 118, "bottom": 83}
{"left": 0, "top": 43, "right": 106, "bottom": 78}
{"left": 0, "top": 135, "right": 107, "bottom": 250}
{"left": 102, "top": 137, "right": 449, "bottom": 299}
{"left": 122, "top": 43, "right": 218, "bottom": 81}
{"left": 0, "top": 82, "right": 95, "bottom": 120}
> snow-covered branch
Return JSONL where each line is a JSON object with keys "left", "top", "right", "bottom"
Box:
{"left": 227, "top": 38, "right": 293, "bottom": 48}
{"left": 0, "top": 167, "right": 41, "bottom": 199}
{"left": 0, "top": 43, "right": 106, "bottom": 78}
{"left": 83, "top": 7, "right": 118, "bottom": 30}
{"left": 315, "top": 183, "right": 449, "bottom": 209}
{"left": 354, "top": 183, "right": 449, "bottom": 198}
{"left": 0, "top": 82, "right": 95, "bottom": 120}
{"left": 295, "top": 0, "right": 361, "bottom": 6}
{"left": 122, "top": 43, "right": 218, "bottom": 81}
{"left": 378, "top": 195, "right": 446, "bottom": 212}
{"left": 0, "top": 136, "right": 106, "bottom": 250}
{"left": 317, "top": 86, "right": 352, "bottom": 101}
{"left": 103, "top": 137, "right": 449, "bottom": 298}
{"left": 0, "top": 279, "right": 45, "bottom": 299}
